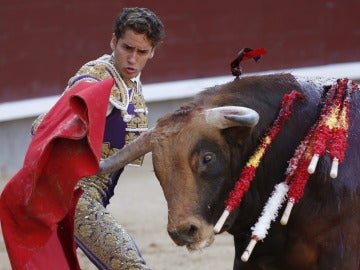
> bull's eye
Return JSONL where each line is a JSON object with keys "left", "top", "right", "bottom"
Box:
{"left": 203, "top": 152, "right": 214, "bottom": 164}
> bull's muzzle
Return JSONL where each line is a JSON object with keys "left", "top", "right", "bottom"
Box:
{"left": 168, "top": 224, "right": 198, "bottom": 246}
{"left": 167, "top": 216, "right": 215, "bottom": 250}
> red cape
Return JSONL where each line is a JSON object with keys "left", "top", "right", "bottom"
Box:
{"left": 0, "top": 78, "right": 114, "bottom": 269}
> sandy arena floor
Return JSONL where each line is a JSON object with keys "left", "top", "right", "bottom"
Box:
{"left": 0, "top": 154, "right": 235, "bottom": 270}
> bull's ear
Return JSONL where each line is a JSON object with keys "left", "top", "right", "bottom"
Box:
{"left": 205, "top": 106, "right": 259, "bottom": 129}
{"left": 222, "top": 125, "right": 255, "bottom": 145}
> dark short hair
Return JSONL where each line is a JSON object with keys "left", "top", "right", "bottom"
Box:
{"left": 113, "top": 7, "right": 165, "bottom": 47}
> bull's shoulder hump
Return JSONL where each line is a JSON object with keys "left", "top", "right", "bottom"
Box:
{"left": 294, "top": 75, "right": 336, "bottom": 91}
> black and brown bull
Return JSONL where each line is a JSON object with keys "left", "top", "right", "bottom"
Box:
{"left": 100, "top": 73, "right": 360, "bottom": 270}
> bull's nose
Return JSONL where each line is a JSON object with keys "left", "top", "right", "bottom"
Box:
{"left": 168, "top": 224, "right": 198, "bottom": 246}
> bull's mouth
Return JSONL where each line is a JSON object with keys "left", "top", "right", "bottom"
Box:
{"left": 185, "top": 234, "right": 215, "bottom": 251}
{"left": 170, "top": 231, "right": 215, "bottom": 251}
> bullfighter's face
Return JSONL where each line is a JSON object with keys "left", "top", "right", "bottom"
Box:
{"left": 110, "top": 29, "right": 155, "bottom": 79}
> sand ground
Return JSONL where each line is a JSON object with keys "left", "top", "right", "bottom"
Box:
{"left": 0, "top": 154, "right": 235, "bottom": 270}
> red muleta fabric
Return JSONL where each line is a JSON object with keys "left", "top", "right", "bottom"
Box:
{"left": 0, "top": 78, "right": 114, "bottom": 269}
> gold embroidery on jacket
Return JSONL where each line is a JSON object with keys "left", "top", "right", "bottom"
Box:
{"left": 67, "top": 54, "right": 148, "bottom": 166}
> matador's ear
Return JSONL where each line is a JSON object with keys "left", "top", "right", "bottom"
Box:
{"left": 149, "top": 48, "right": 155, "bottom": 59}
{"left": 110, "top": 34, "right": 116, "bottom": 51}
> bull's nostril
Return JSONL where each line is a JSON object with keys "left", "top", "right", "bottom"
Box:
{"left": 168, "top": 224, "right": 199, "bottom": 246}
{"left": 187, "top": 224, "right": 198, "bottom": 237}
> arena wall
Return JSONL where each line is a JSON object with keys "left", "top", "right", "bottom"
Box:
{"left": 1, "top": 0, "right": 359, "bottom": 177}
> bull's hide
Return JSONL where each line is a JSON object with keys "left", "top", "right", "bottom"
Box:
{"left": 100, "top": 73, "right": 360, "bottom": 270}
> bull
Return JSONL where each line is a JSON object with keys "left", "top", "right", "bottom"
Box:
{"left": 100, "top": 73, "right": 360, "bottom": 270}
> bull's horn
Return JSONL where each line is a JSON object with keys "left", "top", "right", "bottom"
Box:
{"left": 98, "top": 129, "right": 153, "bottom": 176}
{"left": 205, "top": 106, "right": 259, "bottom": 129}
